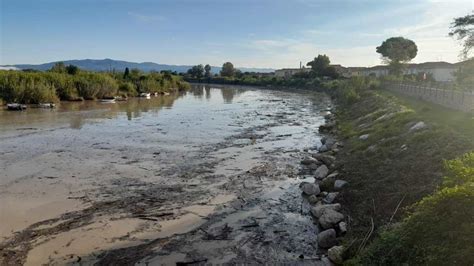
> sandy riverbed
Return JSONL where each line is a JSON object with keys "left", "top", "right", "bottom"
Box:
{"left": 0, "top": 85, "right": 331, "bottom": 265}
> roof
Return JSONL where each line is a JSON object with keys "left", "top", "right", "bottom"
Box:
{"left": 454, "top": 59, "right": 474, "bottom": 67}
{"left": 408, "top": 61, "right": 455, "bottom": 69}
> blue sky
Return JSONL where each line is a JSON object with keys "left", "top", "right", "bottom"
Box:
{"left": 1, "top": 0, "right": 472, "bottom": 68}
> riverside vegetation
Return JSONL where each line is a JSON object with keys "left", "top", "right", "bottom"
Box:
{"left": 323, "top": 77, "right": 473, "bottom": 265}
{"left": 0, "top": 63, "right": 190, "bottom": 104}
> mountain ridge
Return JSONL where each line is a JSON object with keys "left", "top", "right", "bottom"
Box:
{"left": 2, "top": 58, "right": 275, "bottom": 74}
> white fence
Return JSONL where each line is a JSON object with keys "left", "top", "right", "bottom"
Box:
{"left": 383, "top": 82, "right": 474, "bottom": 112}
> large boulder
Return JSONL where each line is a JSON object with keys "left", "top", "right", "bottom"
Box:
{"left": 359, "top": 134, "right": 370, "bottom": 140}
{"left": 337, "top": 221, "right": 347, "bottom": 235}
{"left": 310, "top": 203, "right": 341, "bottom": 218}
{"left": 312, "top": 154, "right": 336, "bottom": 166}
{"left": 320, "top": 178, "right": 335, "bottom": 192}
{"left": 301, "top": 157, "right": 320, "bottom": 165}
{"left": 318, "top": 229, "right": 338, "bottom": 248}
{"left": 328, "top": 245, "right": 344, "bottom": 264}
{"left": 334, "top": 180, "right": 348, "bottom": 190}
{"left": 315, "top": 165, "right": 329, "bottom": 180}
{"left": 319, "top": 209, "right": 344, "bottom": 229}
{"left": 320, "top": 172, "right": 339, "bottom": 191}
{"left": 319, "top": 144, "right": 329, "bottom": 153}
{"left": 323, "top": 192, "right": 339, "bottom": 204}
{"left": 409, "top": 121, "right": 427, "bottom": 132}
{"left": 300, "top": 182, "right": 321, "bottom": 196}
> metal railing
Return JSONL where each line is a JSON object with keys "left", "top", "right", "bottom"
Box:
{"left": 383, "top": 81, "right": 474, "bottom": 113}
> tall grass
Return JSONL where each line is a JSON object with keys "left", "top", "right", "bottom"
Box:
{"left": 349, "top": 153, "right": 474, "bottom": 265}
{"left": 0, "top": 69, "right": 190, "bottom": 104}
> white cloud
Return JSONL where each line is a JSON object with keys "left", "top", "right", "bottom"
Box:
{"left": 380, "top": 1, "right": 471, "bottom": 63}
{"left": 240, "top": 0, "right": 472, "bottom": 68}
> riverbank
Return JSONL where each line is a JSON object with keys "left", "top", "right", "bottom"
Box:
{"left": 325, "top": 80, "right": 473, "bottom": 264}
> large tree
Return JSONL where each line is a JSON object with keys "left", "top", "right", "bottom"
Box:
{"left": 306, "top": 54, "right": 339, "bottom": 78}
{"left": 123, "top": 67, "right": 130, "bottom": 79}
{"left": 449, "top": 12, "right": 474, "bottom": 58}
{"left": 307, "top": 54, "right": 330, "bottom": 74}
{"left": 204, "top": 64, "right": 212, "bottom": 78}
{"left": 220, "top": 62, "right": 235, "bottom": 77}
{"left": 187, "top": 64, "right": 204, "bottom": 79}
{"left": 65, "top": 64, "right": 79, "bottom": 75}
{"left": 376, "top": 37, "right": 417, "bottom": 75}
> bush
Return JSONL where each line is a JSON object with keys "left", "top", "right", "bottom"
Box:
{"left": 0, "top": 69, "right": 190, "bottom": 103}
{"left": 73, "top": 73, "right": 118, "bottom": 99}
{"left": 352, "top": 153, "right": 474, "bottom": 265}
{"left": 118, "top": 81, "right": 137, "bottom": 96}
{"left": 0, "top": 71, "right": 59, "bottom": 103}
{"left": 444, "top": 152, "right": 474, "bottom": 187}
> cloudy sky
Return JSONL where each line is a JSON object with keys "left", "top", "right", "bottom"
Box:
{"left": 1, "top": 0, "right": 472, "bottom": 68}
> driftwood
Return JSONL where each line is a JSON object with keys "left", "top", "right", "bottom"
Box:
{"left": 389, "top": 194, "right": 406, "bottom": 224}
{"left": 358, "top": 217, "right": 375, "bottom": 253}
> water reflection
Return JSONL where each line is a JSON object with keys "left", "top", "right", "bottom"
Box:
{"left": 0, "top": 85, "right": 248, "bottom": 131}
{"left": 0, "top": 93, "right": 182, "bottom": 131}
{"left": 190, "top": 84, "right": 245, "bottom": 104}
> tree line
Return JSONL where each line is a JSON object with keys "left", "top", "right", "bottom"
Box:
{"left": 185, "top": 62, "right": 238, "bottom": 79}
{"left": 0, "top": 63, "right": 190, "bottom": 104}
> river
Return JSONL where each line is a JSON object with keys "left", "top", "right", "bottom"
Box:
{"left": 0, "top": 84, "right": 332, "bottom": 265}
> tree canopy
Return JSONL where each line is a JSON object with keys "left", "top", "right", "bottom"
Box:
{"left": 376, "top": 37, "right": 417, "bottom": 75}
{"left": 306, "top": 54, "right": 339, "bottom": 79}
{"left": 450, "top": 12, "right": 474, "bottom": 58}
{"left": 187, "top": 64, "right": 204, "bottom": 79}
{"left": 123, "top": 67, "right": 130, "bottom": 79}
{"left": 204, "top": 64, "right": 212, "bottom": 78}
{"left": 66, "top": 65, "right": 79, "bottom": 75}
{"left": 220, "top": 62, "right": 235, "bottom": 77}
{"left": 307, "top": 55, "right": 330, "bottom": 72}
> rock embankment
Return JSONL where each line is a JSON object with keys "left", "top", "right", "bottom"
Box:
{"left": 299, "top": 109, "right": 348, "bottom": 264}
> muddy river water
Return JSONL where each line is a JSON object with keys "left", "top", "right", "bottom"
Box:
{"left": 0, "top": 85, "right": 332, "bottom": 265}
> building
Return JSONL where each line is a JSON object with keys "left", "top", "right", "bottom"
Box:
{"left": 358, "top": 62, "right": 457, "bottom": 82}
{"left": 274, "top": 61, "right": 462, "bottom": 82}
{"left": 334, "top": 66, "right": 367, "bottom": 78}
{"left": 360, "top": 65, "right": 390, "bottom": 78}
{"left": 274, "top": 67, "right": 311, "bottom": 78}
{"left": 406, "top": 62, "right": 457, "bottom": 82}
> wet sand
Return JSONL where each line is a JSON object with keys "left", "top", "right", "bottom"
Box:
{"left": 0, "top": 85, "right": 331, "bottom": 265}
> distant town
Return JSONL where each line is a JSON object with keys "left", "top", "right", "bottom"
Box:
{"left": 0, "top": 59, "right": 466, "bottom": 83}
{"left": 274, "top": 61, "right": 466, "bottom": 82}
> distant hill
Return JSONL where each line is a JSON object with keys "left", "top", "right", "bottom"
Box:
{"left": 2, "top": 58, "right": 275, "bottom": 74}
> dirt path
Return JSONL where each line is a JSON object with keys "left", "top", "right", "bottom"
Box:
{"left": 0, "top": 86, "right": 331, "bottom": 265}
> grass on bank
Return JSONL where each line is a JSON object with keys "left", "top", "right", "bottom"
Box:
{"left": 348, "top": 153, "right": 474, "bottom": 266}
{"left": 0, "top": 69, "right": 190, "bottom": 104}
{"left": 380, "top": 89, "right": 474, "bottom": 141}
{"left": 324, "top": 77, "right": 473, "bottom": 265}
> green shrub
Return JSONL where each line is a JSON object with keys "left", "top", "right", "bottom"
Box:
{"left": 0, "top": 69, "right": 189, "bottom": 103}
{"left": 0, "top": 71, "right": 59, "bottom": 103}
{"left": 118, "top": 81, "right": 137, "bottom": 96}
{"left": 444, "top": 152, "right": 474, "bottom": 187}
{"left": 352, "top": 153, "right": 474, "bottom": 266}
